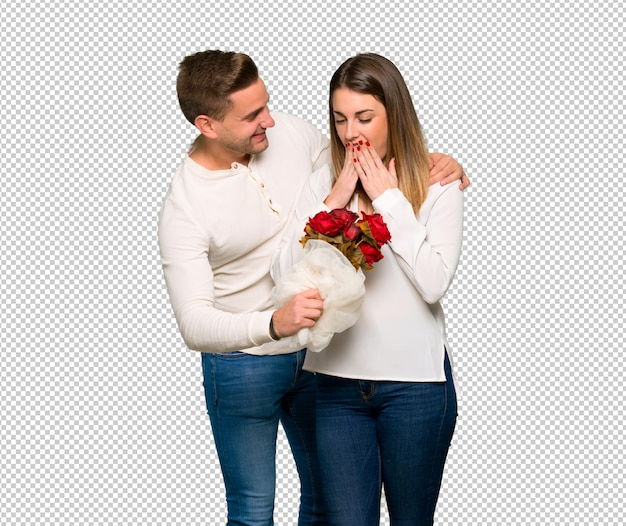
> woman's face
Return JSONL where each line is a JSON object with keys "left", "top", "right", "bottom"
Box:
{"left": 332, "top": 88, "right": 389, "bottom": 161}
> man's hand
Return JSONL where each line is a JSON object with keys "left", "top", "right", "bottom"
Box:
{"left": 272, "top": 288, "right": 324, "bottom": 338}
{"left": 429, "top": 152, "right": 470, "bottom": 190}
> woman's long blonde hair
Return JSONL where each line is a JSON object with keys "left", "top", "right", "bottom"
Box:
{"left": 329, "top": 53, "right": 430, "bottom": 214}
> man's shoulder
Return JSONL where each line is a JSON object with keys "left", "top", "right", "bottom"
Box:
{"left": 270, "top": 110, "right": 315, "bottom": 130}
{"left": 267, "top": 111, "right": 326, "bottom": 152}
{"left": 163, "top": 157, "right": 218, "bottom": 202}
{"left": 271, "top": 110, "right": 328, "bottom": 138}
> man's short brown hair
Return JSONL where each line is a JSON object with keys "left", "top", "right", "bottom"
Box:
{"left": 176, "top": 50, "right": 259, "bottom": 124}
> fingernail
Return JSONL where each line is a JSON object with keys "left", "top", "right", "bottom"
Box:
{"left": 345, "top": 142, "right": 350, "bottom": 147}
{"left": 365, "top": 141, "right": 370, "bottom": 146}
{"left": 357, "top": 146, "right": 361, "bottom": 151}
{"left": 359, "top": 140, "right": 363, "bottom": 145}
{"left": 353, "top": 158, "right": 357, "bottom": 162}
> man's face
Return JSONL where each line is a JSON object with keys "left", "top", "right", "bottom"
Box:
{"left": 212, "top": 77, "right": 275, "bottom": 158}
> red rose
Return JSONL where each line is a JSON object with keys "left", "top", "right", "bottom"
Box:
{"left": 360, "top": 213, "right": 392, "bottom": 246}
{"left": 343, "top": 221, "right": 361, "bottom": 241}
{"left": 330, "top": 208, "right": 359, "bottom": 225}
{"left": 358, "top": 242, "right": 384, "bottom": 267}
{"left": 307, "top": 209, "right": 358, "bottom": 236}
{"left": 307, "top": 211, "right": 343, "bottom": 236}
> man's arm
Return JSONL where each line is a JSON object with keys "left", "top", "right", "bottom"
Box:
{"left": 158, "top": 197, "right": 271, "bottom": 353}
{"left": 158, "top": 195, "right": 322, "bottom": 353}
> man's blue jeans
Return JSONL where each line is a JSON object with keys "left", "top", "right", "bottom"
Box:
{"left": 315, "top": 352, "right": 457, "bottom": 526}
{"left": 201, "top": 349, "right": 327, "bottom": 526}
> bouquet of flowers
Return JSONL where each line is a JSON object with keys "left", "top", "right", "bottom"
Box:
{"left": 300, "top": 208, "right": 392, "bottom": 271}
{"left": 272, "top": 208, "right": 391, "bottom": 352}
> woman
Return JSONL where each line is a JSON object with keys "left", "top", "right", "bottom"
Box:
{"left": 272, "top": 53, "right": 463, "bottom": 525}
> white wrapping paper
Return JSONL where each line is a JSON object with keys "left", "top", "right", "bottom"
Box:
{"left": 271, "top": 239, "right": 366, "bottom": 352}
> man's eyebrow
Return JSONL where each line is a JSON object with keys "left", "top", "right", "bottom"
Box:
{"left": 240, "top": 94, "right": 271, "bottom": 121}
{"left": 242, "top": 106, "right": 265, "bottom": 120}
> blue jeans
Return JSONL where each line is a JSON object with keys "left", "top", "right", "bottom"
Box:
{"left": 201, "top": 349, "right": 327, "bottom": 526}
{"left": 315, "top": 352, "right": 457, "bottom": 526}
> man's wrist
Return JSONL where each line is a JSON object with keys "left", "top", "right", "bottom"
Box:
{"left": 269, "top": 314, "right": 281, "bottom": 341}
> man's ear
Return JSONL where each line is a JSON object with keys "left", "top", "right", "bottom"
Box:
{"left": 194, "top": 115, "right": 218, "bottom": 138}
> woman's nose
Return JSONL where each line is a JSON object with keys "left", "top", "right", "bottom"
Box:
{"left": 344, "top": 122, "right": 359, "bottom": 142}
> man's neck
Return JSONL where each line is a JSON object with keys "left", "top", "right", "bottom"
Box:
{"left": 189, "top": 137, "right": 250, "bottom": 170}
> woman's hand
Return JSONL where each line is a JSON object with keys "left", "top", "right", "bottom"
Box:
{"left": 354, "top": 140, "right": 398, "bottom": 201}
{"left": 324, "top": 143, "right": 359, "bottom": 210}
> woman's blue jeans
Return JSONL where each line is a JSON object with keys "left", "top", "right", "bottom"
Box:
{"left": 315, "top": 352, "right": 457, "bottom": 526}
{"left": 201, "top": 349, "right": 327, "bottom": 526}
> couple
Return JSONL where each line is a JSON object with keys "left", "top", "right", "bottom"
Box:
{"left": 158, "top": 50, "right": 467, "bottom": 526}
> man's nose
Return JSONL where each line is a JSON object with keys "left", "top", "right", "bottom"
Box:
{"left": 261, "top": 109, "right": 275, "bottom": 129}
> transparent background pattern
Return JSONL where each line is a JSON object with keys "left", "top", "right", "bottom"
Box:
{"left": 1, "top": 1, "right": 623, "bottom": 524}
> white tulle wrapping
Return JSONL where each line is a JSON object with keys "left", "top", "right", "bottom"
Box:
{"left": 271, "top": 239, "right": 366, "bottom": 352}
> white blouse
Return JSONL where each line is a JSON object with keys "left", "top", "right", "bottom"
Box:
{"left": 271, "top": 164, "right": 464, "bottom": 381}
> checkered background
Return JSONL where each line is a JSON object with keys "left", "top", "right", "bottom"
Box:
{"left": 1, "top": 1, "right": 623, "bottom": 524}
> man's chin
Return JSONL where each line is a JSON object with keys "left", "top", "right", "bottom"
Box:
{"left": 252, "top": 136, "right": 269, "bottom": 153}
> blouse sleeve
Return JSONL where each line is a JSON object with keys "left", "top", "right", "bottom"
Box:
{"left": 373, "top": 184, "right": 464, "bottom": 304}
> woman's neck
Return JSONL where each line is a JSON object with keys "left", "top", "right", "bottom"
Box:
{"left": 358, "top": 194, "right": 374, "bottom": 216}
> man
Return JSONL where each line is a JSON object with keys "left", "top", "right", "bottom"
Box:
{"left": 158, "top": 50, "right": 468, "bottom": 525}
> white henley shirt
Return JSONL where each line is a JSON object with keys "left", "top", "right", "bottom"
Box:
{"left": 158, "top": 112, "right": 329, "bottom": 355}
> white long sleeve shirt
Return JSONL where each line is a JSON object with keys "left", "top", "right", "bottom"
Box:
{"left": 158, "top": 112, "right": 329, "bottom": 355}
{"left": 271, "top": 165, "right": 464, "bottom": 381}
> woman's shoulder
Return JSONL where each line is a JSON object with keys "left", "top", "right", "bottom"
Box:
{"left": 426, "top": 180, "right": 464, "bottom": 204}
{"left": 419, "top": 181, "right": 464, "bottom": 218}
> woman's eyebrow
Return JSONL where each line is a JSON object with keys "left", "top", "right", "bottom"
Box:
{"left": 333, "top": 109, "right": 374, "bottom": 117}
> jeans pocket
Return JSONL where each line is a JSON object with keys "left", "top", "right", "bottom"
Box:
{"left": 215, "top": 351, "right": 248, "bottom": 360}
